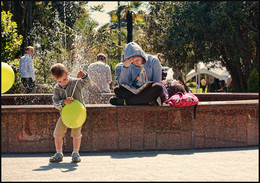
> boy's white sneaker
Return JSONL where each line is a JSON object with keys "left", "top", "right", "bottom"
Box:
{"left": 71, "top": 152, "right": 81, "bottom": 163}
{"left": 49, "top": 152, "right": 63, "bottom": 163}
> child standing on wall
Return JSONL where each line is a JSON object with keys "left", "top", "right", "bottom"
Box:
{"left": 49, "top": 63, "right": 90, "bottom": 163}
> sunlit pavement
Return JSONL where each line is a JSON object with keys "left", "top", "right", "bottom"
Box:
{"left": 1, "top": 146, "right": 258, "bottom": 181}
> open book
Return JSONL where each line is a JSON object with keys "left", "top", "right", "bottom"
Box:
{"left": 120, "top": 81, "right": 154, "bottom": 94}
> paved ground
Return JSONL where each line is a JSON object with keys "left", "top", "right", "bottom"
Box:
{"left": 1, "top": 146, "right": 259, "bottom": 182}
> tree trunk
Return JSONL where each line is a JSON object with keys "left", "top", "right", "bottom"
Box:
{"left": 117, "top": 1, "right": 121, "bottom": 46}
{"left": 12, "top": 1, "right": 25, "bottom": 56}
{"left": 256, "top": 41, "right": 259, "bottom": 71}
{"left": 23, "top": 1, "right": 29, "bottom": 48}
{"left": 223, "top": 56, "right": 247, "bottom": 92}
{"left": 172, "top": 67, "right": 182, "bottom": 81}
{"left": 126, "top": 10, "right": 133, "bottom": 43}
{"left": 27, "top": 1, "right": 33, "bottom": 45}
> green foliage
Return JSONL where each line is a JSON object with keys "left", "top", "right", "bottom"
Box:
{"left": 51, "top": 1, "right": 84, "bottom": 28}
{"left": 144, "top": 1, "right": 259, "bottom": 92}
{"left": 34, "top": 56, "right": 55, "bottom": 92}
{"left": 1, "top": 10, "right": 24, "bottom": 94}
{"left": 247, "top": 68, "right": 259, "bottom": 92}
{"left": 190, "top": 86, "right": 208, "bottom": 93}
{"left": 186, "top": 82, "right": 197, "bottom": 87}
{"left": 1, "top": 10, "right": 23, "bottom": 63}
{"left": 108, "top": 58, "right": 121, "bottom": 83}
{"left": 90, "top": 4, "right": 105, "bottom": 12}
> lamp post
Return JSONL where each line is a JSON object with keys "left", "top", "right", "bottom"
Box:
{"left": 195, "top": 63, "right": 200, "bottom": 93}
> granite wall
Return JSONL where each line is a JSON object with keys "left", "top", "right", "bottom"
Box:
{"left": 1, "top": 99, "right": 258, "bottom": 153}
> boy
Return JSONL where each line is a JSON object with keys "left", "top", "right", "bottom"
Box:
{"left": 49, "top": 63, "right": 89, "bottom": 163}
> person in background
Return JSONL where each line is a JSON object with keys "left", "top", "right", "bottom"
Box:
{"left": 49, "top": 63, "right": 90, "bottom": 163}
{"left": 156, "top": 53, "right": 163, "bottom": 62}
{"left": 115, "top": 55, "right": 124, "bottom": 86}
{"left": 220, "top": 80, "right": 227, "bottom": 92}
{"left": 226, "top": 76, "right": 232, "bottom": 92}
{"left": 210, "top": 78, "right": 221, "bottom": 92}
{"left": 87, "top": 53, "right": 112, "bottom": 93}
{"left": 200, "top": 77, "right": 207, "bottom": 93}
{"left": 19, "top": 46, "right": 35, "bottom": 93}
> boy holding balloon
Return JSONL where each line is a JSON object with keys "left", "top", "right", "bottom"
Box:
{"left": 49, "top": 63, "right": 90, "bottom": 163}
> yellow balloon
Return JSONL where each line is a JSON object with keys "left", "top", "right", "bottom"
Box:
{"left": 61, "top": 100, "right": 87, "bottom": 129}
{"left": 1, "top": 62, "right": 15, "bottom": 93}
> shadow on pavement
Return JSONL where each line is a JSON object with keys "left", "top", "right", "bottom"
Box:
{"left": 32, "top": 162, "right": 79, "bottom": 173}
{"left": 2, "top": 146, "right": 258, "bottom": 160}
{"left": 106, "top": 146, "right": 259, "bottom": 159}
{"left": 84, "top": 146, "right": 259, "bottom": 159}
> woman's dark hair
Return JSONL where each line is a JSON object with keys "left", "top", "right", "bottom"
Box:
{"left": 166, "top": 81, "right": 186, "bottom": 98}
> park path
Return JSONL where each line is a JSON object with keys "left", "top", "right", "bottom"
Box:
{"left": 1, "top": 146, "right": 258, "bottom": 181}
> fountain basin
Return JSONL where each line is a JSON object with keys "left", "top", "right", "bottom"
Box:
{"left": 1, "top": 93, "right": 258, "bottom": 153}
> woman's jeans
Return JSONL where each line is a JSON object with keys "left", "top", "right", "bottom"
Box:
{"left": 114, "top": 83, "right": 163, "bottom": 105}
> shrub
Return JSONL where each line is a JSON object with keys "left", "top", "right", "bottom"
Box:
{"left": 1, "top": 10, "right": 23, "bottom": 94}
{"left": 186, "top": 82, "right": 198, "bottom": 87}
{"left": 1, "top": 10, "right": 23, "bottom": 62}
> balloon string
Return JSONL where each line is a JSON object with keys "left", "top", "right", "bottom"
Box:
{"left": 71, "top": 79, "right": 78, "bottom": 98}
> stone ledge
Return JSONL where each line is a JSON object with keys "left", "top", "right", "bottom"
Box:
{"left": 1, "top": 93, "right": 259, "bottom": 105}
{"left": 1, "top": 100, "right": 258, "bottom": 153}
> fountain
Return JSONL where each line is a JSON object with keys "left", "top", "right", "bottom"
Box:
{"left": 1, "top": 3, "right": 258, "bottom": 154}
{"left": 1, "top": 92, "right": 258, "bottom": 153}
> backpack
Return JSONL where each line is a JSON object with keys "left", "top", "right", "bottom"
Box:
{"left": 166, "top": 92, "right": 199, "bottom": 119}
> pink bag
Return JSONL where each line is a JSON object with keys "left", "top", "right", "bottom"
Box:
{"left": 166, "top": 92, "right": 199, "bottom": 119}
{"left": 166, "top": 92, "right": 199, "bottom": 107}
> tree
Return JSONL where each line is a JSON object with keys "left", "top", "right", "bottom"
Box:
{"left": 109, "top": 1, "right": 144, "bottom": 44}
{"left": 2, "top": 1, "right": 32, "bottom": 56}
{"left": 1, "top": 9, "right": 23, "bottom": 94}
{"left": 142, "top": 1, "right": 194, "bottom": 79}
{"left": 1, "top": 1, "right": 84, "bottom": 58}
{"left": 144, "top": 1, "right": 259, "bottom": 92}
{"left": 1, "top": 1, "right": 88, "bottom": 93}
{"left": 1, "top": 10, "right": 23, "bottom": 63}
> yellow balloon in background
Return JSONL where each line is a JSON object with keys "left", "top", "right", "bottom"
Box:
{"left": 1, "top": 62, "right": 15, "bottom": 93}
{"left": 61, "top": 100, "right": 87, "bottom": 129}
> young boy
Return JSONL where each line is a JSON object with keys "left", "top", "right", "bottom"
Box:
{"left": 49, "top": 63, "right": 89, "bottom": 163}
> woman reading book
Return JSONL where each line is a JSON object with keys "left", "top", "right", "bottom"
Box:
{"left": 109, "top": 42, "right": 167, "bottom": 106}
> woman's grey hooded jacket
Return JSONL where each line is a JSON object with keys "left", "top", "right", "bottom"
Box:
{"left": 119, "top": 42, "right": 162, "bottom": 87}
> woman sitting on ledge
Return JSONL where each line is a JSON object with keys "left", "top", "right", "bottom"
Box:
{"left": 109, "top": 42, "right": 166, "bottom": 106}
